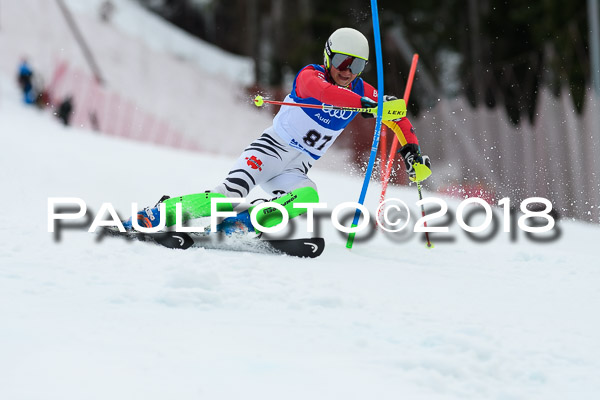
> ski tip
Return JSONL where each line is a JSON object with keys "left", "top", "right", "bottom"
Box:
{"left": 266, "top": 237, "right": 325, "bottom": 258}
{"left": 304, "top": 237, "right": 325, "bottom": 258}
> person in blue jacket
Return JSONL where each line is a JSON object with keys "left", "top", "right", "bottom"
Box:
{"left": 17, "top": 59, "right": 37, "bottom": 105}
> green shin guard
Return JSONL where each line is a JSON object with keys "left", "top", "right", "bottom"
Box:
{"left": 249, "top": 186, "right": 320, "bottom": 230}
{"left": 163, "top": 192, "right": 233, "bottom": 227}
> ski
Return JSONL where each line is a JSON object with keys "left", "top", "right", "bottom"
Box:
{"left": 100, "top": 228, "right": 324, "bottom": 258}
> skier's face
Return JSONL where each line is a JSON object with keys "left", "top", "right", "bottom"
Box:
{"left": 330, "top": 65, "right": 357, "bottom": 87}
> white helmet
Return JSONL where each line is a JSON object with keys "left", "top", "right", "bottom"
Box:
{"left": 324, "top": 27, "right": 369, "bottom": 75}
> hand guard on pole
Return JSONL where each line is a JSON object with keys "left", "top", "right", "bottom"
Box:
{"left": 360, "top": 95, "right": 406, "bottom": 120}
{"left": 399, "top": 143, "right": 432, "bottom": 182}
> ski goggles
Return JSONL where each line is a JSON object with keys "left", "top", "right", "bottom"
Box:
{"left": 330, "top": 53, "right": 367, "bottom": 75}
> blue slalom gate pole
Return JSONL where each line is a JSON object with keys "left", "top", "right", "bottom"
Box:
{"left": 346, "top": 0, "right": 385, "bottom": 249}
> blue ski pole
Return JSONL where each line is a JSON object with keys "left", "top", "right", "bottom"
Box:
{"left": 346, "top": 0, "right": 384, "bottom": 249}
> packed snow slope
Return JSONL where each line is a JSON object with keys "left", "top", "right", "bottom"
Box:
{"left": 2, "top": 73, "right": 600, "bottom": 400}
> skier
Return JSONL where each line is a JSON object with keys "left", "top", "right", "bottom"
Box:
{"left": 17, "top": 58, "right": 37, "bottom": 105}
{"left": 123, "top": 27, "right": 431, "bottom": 234}
{"left": 56, "top": 96, "right": 74, "bottom": 126}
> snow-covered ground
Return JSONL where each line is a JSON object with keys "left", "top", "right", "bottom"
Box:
{"left": 2, "top": 71, "right": 600, "bottom": 399}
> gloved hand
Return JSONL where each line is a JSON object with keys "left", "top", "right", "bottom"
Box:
{"left": 399, "top": 143, "right": 432, "bottom": 182}
{"left": 360, "top": 96, "right": 377, "bottom": 118}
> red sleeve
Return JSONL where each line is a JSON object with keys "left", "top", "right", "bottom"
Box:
{"left": 385, "top": 117, "right": 419, "bottom": 146}
{"left": 295, "top": 66, "right": 364, "bottom": 107}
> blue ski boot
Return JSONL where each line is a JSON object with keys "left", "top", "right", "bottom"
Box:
{"left": 216, "top": 210, "right": 256, "bottom": 235}
{"left": 123, "top": 195, "right": 169, "bottom": 231}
